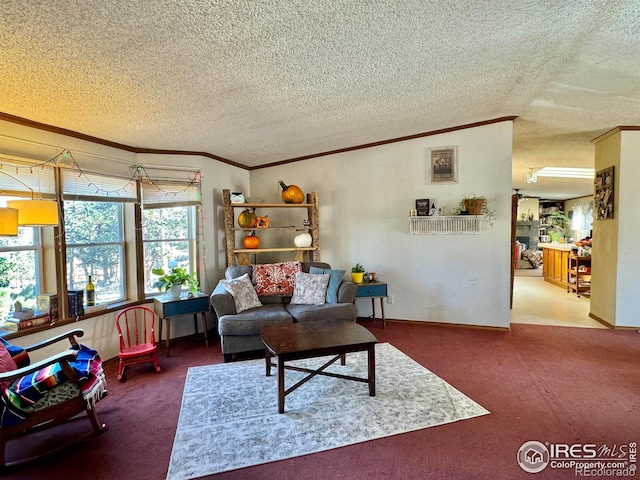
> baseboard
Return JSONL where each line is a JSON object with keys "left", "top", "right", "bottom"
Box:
{"left": 588, "top": 312, "right": 615, "bottom": 329}
{"left": 589, "top": 312, "right": 640, "bottom": 330}
{"left": 358, "top": 317, "right": 511, "bottom": 332}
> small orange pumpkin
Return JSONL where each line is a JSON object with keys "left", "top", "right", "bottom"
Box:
{"left": 238, "top": 208, "right": 257, "bottom": 228}
{"left": 242, "top": 232, "right": 260, "bottom": 249}
{"left": 278, "top": 180, "right": 305, "bottom": 204}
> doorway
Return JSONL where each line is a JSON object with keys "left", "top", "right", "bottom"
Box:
{"left": 509, "top": 193, "right": 603, "bottom": 329}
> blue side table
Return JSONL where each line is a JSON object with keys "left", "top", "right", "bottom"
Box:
{"left": 153, "top": 292, "right": 210, "bottom": 357}
{"left": 355, "top": 281, "right": 388, "bottom": 329}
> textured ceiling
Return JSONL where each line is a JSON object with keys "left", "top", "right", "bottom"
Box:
{"left": 1, "top": 1, "right": 639, "bottom": 200}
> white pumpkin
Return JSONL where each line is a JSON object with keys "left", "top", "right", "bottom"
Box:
{"left": 294, "top": 233, "right": 312, "bottom": 248}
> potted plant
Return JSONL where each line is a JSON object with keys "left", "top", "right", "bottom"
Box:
{"left": 546, "top": 210, "right": 570, "bottom": 242}
{"left": 351, "top": 263, "right": 365, "bottom": 284}
{"left": 152, "top": 267, "right": 199, "bottom": 298}
{"left": 451, "top": 195, "right": 496, "bottom": 226}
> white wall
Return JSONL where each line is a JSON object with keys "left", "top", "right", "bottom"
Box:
{"left": 250, "top": 121, "right": 514, "bottom": 328}
{"left": 615, "top": 130, "right": 640, "bottom": 327}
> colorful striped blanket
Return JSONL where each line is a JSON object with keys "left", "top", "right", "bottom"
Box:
{"left": 0, "top": 344, "right": 107, "bottom": 427}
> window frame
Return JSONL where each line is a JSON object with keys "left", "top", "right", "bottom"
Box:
{"left": 0, "top": 225, "right": 43, "bottom": 316}
{"left": 142, "top": 204, "right": 199, "bottom": 297}
{"left": 62, "top": 200, "right": 127, "bottom": 305}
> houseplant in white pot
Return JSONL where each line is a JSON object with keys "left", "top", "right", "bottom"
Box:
{"left": 152, "top": 267, "right": 199, "bottom": 299}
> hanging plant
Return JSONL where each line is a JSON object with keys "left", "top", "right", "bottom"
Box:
{"left": 451, "top": 195, "right": 496, "bottom": 227}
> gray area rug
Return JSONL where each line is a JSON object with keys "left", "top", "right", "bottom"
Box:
{"left": 166, "top": 343, "right": 489, "bottom": 480}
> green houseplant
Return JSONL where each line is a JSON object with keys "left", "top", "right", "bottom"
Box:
{"left": 152, "top": 267, "right": 199, "bottom": 298}
{"left": 451, "top": 195, "right": 496, "bottom": 227}
{"left": 351, "top": 263, "right": 365, "bottom": 284}
{"left": 546, "top": 210, "right": 570, "bottom": 241}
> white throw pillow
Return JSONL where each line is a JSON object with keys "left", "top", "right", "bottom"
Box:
{"left": 220, "top": 273, "right": 262, "bottom": 313}
{"left": 290, "top": 272, "right": 330, "bottom": 305}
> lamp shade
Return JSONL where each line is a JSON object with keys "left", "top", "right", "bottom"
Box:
{"left": 0, "top": 207, "right": 19, "bottom": 236}
{"left": 6, "top": 199, "right": 59, "bottom": 226}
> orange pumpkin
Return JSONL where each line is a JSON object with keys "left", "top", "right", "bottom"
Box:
{"left": 238, "top": 208, "right": 257, "bottom": 228}
{"left": 278, "top": 180, "right": 305, "bottom": 204}
{"left": 242, "top": 233, "right": 260, "bottom": 249}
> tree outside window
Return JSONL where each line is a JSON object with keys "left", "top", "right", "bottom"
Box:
{"left": 143, "top": 206, "right": 195, "bottom": 294}
{"left": 64, "top": 201, "right": 125, "bottom": 304}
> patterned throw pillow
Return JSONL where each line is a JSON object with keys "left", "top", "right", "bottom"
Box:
{"left": 308, "top": 267, "right": 346, "bottom": 303}
{"left": 220, "top": 273, "right": 262, "bottom": 313}
{"left": 290, "top": 272, "right": 330, "bottom": 305}
{"left": 253, "top": 261, "right": 302, "bottom": 296}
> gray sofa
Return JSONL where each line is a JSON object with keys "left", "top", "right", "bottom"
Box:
{"left": 210, "top": 262, "right": 357, "bottom": 361}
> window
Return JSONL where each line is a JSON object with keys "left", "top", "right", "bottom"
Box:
{"left": 141, "top": 178, "right": 201, "bottom": 295}
{"left": 0, "top": 226, "right": 41, "bottom": 318}
{"left": 64, "top": 201, "right": 125, "bottom": 304}
{"left": 143, "top": 205, "right": 197, "bottom": 294}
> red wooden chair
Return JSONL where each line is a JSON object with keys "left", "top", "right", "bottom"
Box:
{"left": 116, "top": 306, "right": 161, "bottom": 381}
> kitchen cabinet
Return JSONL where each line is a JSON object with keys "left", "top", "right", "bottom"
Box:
{"left": 539, "top": 243, "right": 571, "bottom": 288}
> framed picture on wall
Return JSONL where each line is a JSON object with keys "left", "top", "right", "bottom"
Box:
{"left": 594, "top": 166, "right": 614, "bottom": 219}
{"left": 427, "top": 146, "right": 457, "bottom": 184}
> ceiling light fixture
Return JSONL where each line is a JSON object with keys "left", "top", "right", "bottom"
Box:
{"left": 535, "top": 167, "right": 595, "bottom": 179}
{"left": 527, "top": 168, "right": 537, "bottom": 184}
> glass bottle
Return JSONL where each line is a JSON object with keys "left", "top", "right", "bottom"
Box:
{"left": 86, "top": 275, "right": 95, "bottom": 306}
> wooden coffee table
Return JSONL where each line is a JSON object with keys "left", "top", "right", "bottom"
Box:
{"left": 261, "top": 321, "right": 377, "bottom": 413}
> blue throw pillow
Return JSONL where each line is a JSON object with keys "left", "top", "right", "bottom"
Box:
{"left": 309, "top": 267, "right": 346, "bottom": 303}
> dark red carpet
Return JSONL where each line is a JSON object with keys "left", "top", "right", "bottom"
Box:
{"left": 4, "top": 321, "right": 640, "bottom": 480}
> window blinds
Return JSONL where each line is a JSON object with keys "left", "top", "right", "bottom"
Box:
{"left": 0, "top": 161, "right": 56, "bottom": 198}
{"left": 61, "top": 169, "right": 138, "bottom": 202}
{"left": 141, "top": 180, "right": 201, "bottom": 209}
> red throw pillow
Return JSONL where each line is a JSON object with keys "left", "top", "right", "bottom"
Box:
{"left": 253, "top": 261, "right": 302, "bottom": 296}
{"left": 0, "top": 343, "right": 18, "bottom": 391}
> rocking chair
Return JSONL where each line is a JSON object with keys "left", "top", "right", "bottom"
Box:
{"left": 0, "top": 329, "right": 107, "bottom": 469}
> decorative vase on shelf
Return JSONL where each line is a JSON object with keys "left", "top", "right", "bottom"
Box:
{"left": 166, "top": 284, "right": 182, "bottom": 299}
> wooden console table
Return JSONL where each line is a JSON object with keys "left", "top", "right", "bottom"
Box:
{"left": 153, "top": 292, "right": 210, "bottom": 357}
{"left": 355, "top": 280, "right": 388, "bottom": 329}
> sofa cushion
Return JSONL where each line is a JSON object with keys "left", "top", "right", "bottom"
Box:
{"left": 218, "top": 304, "right": 293, "bottom": 336}
{"left": 253, "top": 261, "right": 302, "bottom": 296}
{"left": 285, "top": 302, "right": 357, "bottom": 323}
{"left": 290, "top": 272, "right": 330, "bottom": 305}
{"left": 226, "top": 265, "right": 253, "bottom": 281}
{"left": 220, "top": 273, "right": 262, "bottom": 313}
{"left": 308, "top": 267, "right": 346, "bottom": 303}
